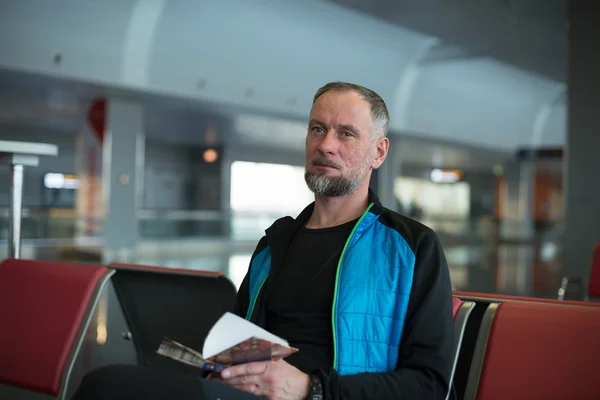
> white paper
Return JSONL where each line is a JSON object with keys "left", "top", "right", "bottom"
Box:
{"left": 202, "top": 312, "right": 289, "bottom": 359}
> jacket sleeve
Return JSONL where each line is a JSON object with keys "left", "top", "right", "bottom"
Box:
{"left": 317, "top": 229, "right": 454, "bottom": 400}
{"left": 232, "top": 236, "right": 269, "bottom": 318}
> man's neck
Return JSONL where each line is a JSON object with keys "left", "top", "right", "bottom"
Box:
{"left": 306, "top": 185, "right": 370, "bottom": 229}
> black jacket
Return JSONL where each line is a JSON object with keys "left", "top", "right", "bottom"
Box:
{"left": 234, "top": 191, "right": 454, "bottom": 399}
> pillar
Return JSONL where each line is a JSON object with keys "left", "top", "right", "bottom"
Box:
{"left": 563, "top": 1, "right": 600, "bottom": 285}
{"left": 220, "top": 149, "right": 232, "bottom": 238}
{"left": 497, "top": 161, "right": 534, "bottom": 240}
{"left": 102, "top": 100, "right": 145, "bottom": 263}
{"left": 8, "top": 164, "right": 23, "bottom": 259}
{"left": 496, "top": 160, "right": 534, "bottom": 295}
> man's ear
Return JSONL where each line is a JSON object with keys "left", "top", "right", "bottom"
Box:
{"left": 371, "top": 137, "right": 389, "bottom": 169}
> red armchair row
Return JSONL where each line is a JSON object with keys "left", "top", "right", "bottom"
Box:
{"left": 0, "top": 258, "right": 599, "bottom": 399}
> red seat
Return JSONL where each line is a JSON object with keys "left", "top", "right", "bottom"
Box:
{"left": 464, "top": 301, "right": 600, "bottom": 399}
{"left": 454, "top": 290, "right": 600, "bottom": 307}
{"left": 0, "top": 258, "right": 114, "bottom": 398}
{"left": 588, "top": 243, "right": 600, "bottom": 298}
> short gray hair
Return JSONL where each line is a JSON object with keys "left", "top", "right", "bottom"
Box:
{"left": 312, "top": 81, "right": 390, "bottom": 138}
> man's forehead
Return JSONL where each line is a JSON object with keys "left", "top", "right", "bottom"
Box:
{"left": 310, "top": 91, "right": 371, "bottom": 123}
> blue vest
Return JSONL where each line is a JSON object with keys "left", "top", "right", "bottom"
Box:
{"left": 245, "top": 205, "right": 416, "bottom": 375}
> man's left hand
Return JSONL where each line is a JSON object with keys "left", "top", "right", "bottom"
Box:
{"left": 219, "top": 359, "right": 310, "bottom": 400}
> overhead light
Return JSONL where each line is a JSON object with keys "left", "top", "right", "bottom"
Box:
{"left": 203, "top": 149, "right": 219, "bottom": 163}
{"left": 430, "top": 169, "right": 463, "bottom": 183}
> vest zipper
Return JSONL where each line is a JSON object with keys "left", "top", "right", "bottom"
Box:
{"left": 246, "top": 274, "right": 269, "bottom": 321}
{"left": 331, "top": 203, "right": 374, "bottom": 370}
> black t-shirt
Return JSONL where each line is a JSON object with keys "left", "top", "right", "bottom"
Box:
{"left": 265, "top": 219, "right": 357, "bottom": 374}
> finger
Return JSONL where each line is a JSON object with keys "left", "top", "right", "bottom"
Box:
{"left": 221, "top": 361, "right": 269, "bottom": 378}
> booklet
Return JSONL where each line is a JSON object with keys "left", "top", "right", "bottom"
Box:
{"left": 156, "top": 312, "right": 298, "bottom": 372}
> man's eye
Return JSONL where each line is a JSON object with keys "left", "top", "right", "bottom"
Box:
{"left": 342, "top": 132, "right": 353, "bottom": 137}
{"left": 311, "top": 127, "right": 324, "bottom": 133}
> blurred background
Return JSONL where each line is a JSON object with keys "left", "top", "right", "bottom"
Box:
{"left": 1, "top": 0, "right": 595, "bottom": 300}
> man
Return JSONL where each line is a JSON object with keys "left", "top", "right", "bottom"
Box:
{"left": 217, "top": 82, "right": 454, "bottom": 400}
{"left": 73, "top": 82, "right": 453, "bottom": 400}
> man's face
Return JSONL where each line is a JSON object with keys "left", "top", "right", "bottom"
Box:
{"left": 305, "top": 90, "right": 387, "bottom": 197}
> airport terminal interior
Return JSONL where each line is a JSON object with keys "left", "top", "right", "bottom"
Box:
{"left": 1, "top": 1, "right": 600, "bottom": 399}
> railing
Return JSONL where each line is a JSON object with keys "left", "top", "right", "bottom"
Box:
{"left": 0, "top": 208, "right": 563, "bottom": 245}
{"left": 0, "top": 208, "right": 97, "bottom": 241}
{"left": 0, "top": 208, "right": 566, "bottom": 298}
{"left": 0, "top": 208, "right": 288, "bottom": 243}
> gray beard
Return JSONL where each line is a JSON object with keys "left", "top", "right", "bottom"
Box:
{"left": 305, "top": 147, "right": 373, "bottom": 197}
{"left": 304, "top": 170, "right": 361, "bottom": 197}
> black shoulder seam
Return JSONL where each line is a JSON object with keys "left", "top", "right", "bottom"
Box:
{"left": 376, "top": 209, "right": 434, "bottom": 255}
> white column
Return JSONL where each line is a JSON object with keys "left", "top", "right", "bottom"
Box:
{"left": 102, "top": 100, "right": 145, "bottom": 264}
{"left": 8, "top": 164, "right": 23, "bottom": 258}
{"left": 0, "top": 141, "right": 57, "bottom": 259}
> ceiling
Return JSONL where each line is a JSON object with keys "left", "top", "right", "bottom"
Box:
{"left": 0, "top": 0, "right": 565, "bottom": 160}
{"left": 327, "top": 0, "right": 566, "bottom": 82}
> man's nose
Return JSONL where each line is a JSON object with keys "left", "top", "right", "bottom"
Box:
{"left": 317, "top": 130, "right": 338, "bottom": 155}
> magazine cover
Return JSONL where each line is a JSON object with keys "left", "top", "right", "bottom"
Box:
{"left": 156, "top": 336, "right": 298, "bottom": 372}
{"left": 209, "top": 337, "right": 298, "bottom": 365}
{"left": 157, "top": 338, "right": 228, "bottom": 372}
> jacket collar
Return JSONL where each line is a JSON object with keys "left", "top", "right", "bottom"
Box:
{"left": 265, "top": 187, "right": 384, "bottom": 239}
{"left": 261, "top": 187, "right": 384, "bottom": 297}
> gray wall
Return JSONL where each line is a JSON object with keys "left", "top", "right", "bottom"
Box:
{"left": 144, "top": 139, "right": 222, "bottom": 210}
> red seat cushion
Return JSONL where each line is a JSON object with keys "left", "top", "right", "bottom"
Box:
{"left": 475, "top": 302, "right": 600, "bottom": 399}
{"left": 454, "top": 290, "right": 600, "bottom": 307}
{"left": 452, "top": 297, "right": 462, "bottom": 320}
{"left": 0, "top": 259, "right": 109, "bottom": 395}
{"left": 589, "top": 244, "right": 600, "bottom": 298}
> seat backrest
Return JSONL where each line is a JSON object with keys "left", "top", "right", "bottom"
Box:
{"left": 110, "top": 262, "right": 223, "bottom": 277}
{"left": 464, "top": 301, "right": 600, "bottom": 400}
{"left": 447, "top": 298, "right": 475, "bottom": 400}
{"left": 108, "top": 263, "right": 237, "bottom": 375}
{"left": 0, "top": 258, "right": 113, "bottom": 398}
{"left": 589, "top": 243, "right": 600, "bottom": 298}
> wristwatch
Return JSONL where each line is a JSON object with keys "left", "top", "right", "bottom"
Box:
{"left": 307, "top": 373, "right": 323, "bottom": 400}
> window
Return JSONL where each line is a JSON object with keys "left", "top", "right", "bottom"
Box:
{"left": 230, "top": 161, "right": 313, "bottom": 215}
{"left": 230, "top": 161, "right": 314, "bottom": 239}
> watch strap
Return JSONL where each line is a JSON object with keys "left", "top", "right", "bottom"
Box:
{"left": 307, "top": 373, "right": 323, "bottom": 400}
